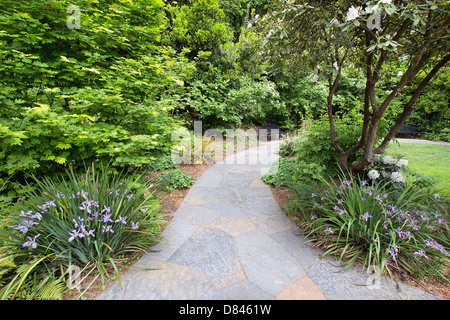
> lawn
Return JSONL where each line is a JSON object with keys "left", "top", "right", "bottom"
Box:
{"left": 386, "top": 141, "right": 450, "bottom": 199}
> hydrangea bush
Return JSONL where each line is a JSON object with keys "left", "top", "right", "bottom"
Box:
{"left": 292, "top": 176, "right": 449, "bottom": 282}
{"left": 366, "top": 154, "right": 409, "bottom": 185}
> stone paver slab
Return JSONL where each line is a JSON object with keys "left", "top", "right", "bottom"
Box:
{"left": 303, "top": 260, "right": 417, "bottom": 299}
{"left": 276, "top": 277, "right": 326, "bottom": 300}
{"left": 142, "top": 223, "right": 198, "bottom": 262}
{"left": 249, "top": 213, "right": 295, "bottom": 235}
{"left": 198, "top": 202, "right": 248, "bottom": 218}
{"left": 171, "top": 205, "right": 223, "bottom": 227}
{"left": 270, "top": 227, "right": 323, "bottom": 266}
{"left": 220, "top": 280, "right": 274, "bottom": 300}
{"left": 240, "top": 196, "right": 284, "bottom": 217}
{"left": 207, "top": 215, "right": 255, "bottom": 237}
{"left": 235, "top": 231, "right": 307, "bottom": 296}
{"left": 168, "top": 226, "right": 246, "bottom": 289}
{"left": 185, "top": 187, "right": 242, "bottom": 206}
{"left": 97, "top": 261, "right": 213, "bottom": 300}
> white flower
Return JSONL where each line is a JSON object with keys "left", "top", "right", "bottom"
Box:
{"left": 390, "top": 172, "right": 405, "bottom": 183}
{"left": 346, "top": 6, "right": 360, "bottom": 21}
{"left": 397, "top": 71, "right": 403, "bottom": 77}
{"left": 368, "top": 169, "right": 380, "bottom": 180}
{"left": 379, "top": 0, "right": 392, "bottom": 4}
{"left": 396, "top": 159, "right": 408, "bottom": 167}
{"left": 382, "top": 155, "right": 397, "bottom": 165}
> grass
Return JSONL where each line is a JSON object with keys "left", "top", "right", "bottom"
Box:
{"left": 386, "top": 141, "right": 450, "bottom": 198}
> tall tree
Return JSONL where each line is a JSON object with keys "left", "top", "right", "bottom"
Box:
{"left": 167, "top": 0, "right": 233, "bottom": 59}
{"left": 257, "top": 0, "right": 450, "bottom": 172}
{"left": 0, "top": 0, "right": 192, "bottom": 177}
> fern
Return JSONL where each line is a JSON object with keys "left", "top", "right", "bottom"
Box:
{"left": 35, "top": 277, "right": 65, "bottom": 300}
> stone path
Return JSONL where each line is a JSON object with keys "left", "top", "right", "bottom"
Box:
{"left": 397, "top": 138, "right": 450, "bottom": 145}
{"left": 98, "top": 141, "right": 444, "bottom": 300}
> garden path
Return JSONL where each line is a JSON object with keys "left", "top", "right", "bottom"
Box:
{"left": 98, "top": 141, "right": 443, "bottom": 300}
{"left": 397, "top": 138, "right": 450, "bottom": 146}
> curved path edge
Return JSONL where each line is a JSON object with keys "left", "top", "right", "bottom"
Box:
{"left": 98, "top": 141, "right": 444, "bottom": 300}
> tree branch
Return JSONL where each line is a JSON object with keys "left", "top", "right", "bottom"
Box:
{"left": 374, "top": 53, "right": 450, "bottom": 154}
{"left": 376, "top": 16, "right": 450, "bottom": 117}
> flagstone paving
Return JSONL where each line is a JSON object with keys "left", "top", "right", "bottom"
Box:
{"left": 98, "top": 141, "right": 444, "bottom": 300}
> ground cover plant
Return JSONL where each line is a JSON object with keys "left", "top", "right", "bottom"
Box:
{"left": 286, "top": 174, "right": 449, "bottom": 284}
{"left": 0, "top": 164, "right": 163, "bottom": 299}
{"left": 156, "top": 169, "right": 195, "bottom": 192}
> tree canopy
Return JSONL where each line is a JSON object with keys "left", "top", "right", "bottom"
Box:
{"left": 257, "top": 0, "right": 449, "bottom": 171}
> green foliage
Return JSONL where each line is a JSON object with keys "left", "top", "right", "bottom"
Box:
{"left": 262, "top": 158, "right": 325, "bottom": 188}
{"left": 404, "top": 68, "right": 450, "bottom": 141}
{"left": 421, "top": 129, "right": 450, "bottom": 143}
{"left": 0, "top": 0, "right": 194, "bottom": 184}
{"left": 145, "top": 154, "right": 178, "bottom": 172}
{"left": 278, "top": 133, "right": 301, "bottom": 157}
{"left": 289, "top": 176, "right": 449, "bottom": 282}
{"left": 225, "top": 76, "right": 287, "bottom": 126}
{"left": 156, "top": 169, "right": 195, "bottom": 192}
{"left": 275, "top": 76, "right": 328, "bottom": 123}
{"left": 0, "top": 163, "right": 163, "bottom": 299}
{"left": 262, "top": 158, "right": 298, "bottom": 188}
{"left": 168, "top": 0, "right": 233, "bottom": 60}
{"left": 185, "top": 74, "right": 287, "bottom": 129}
{"left": 294, "top": 115, "right": 364, "bottom": 177}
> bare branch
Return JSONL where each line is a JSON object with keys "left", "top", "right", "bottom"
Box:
{"left": 374, "top": 53, "right": 450, "bottom": 154}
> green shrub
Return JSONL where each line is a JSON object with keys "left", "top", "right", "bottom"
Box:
{"left": 294, "top": 115, "right": 364, "bottom": 177}
{"left": 421, "top": 129, "right": 450, "bottom": 143}
{"left": 262, "top": 158, "right": 325, "bottom": 188}
{"left": 262, "top": 158, "right": 298, "bottom": 188}
{"left": 0, "top": 163, "right": 163, "bottom": 299}
{"left": 185, "top": 73, "right": 288, "bottom": 129}
{"left": 225, "top": 76, "right": 288, "bottom": 127}
{"left": 0, "top": 0, "right": 192, "bottom": 188}
{"left": 291, "top": 176, "right": 449, "bottom": 282}
{"left": 156, "top": 169, "right": 195, "bottom": 192}
{"left": 145, "top": 154, "right": 178, "bottom": 172}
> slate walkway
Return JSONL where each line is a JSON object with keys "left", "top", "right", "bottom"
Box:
{"left": 397, "top": 138, "right": 450, "bottom": 146}
{"left": 98, "top": 141, "right": 443, "bottom": 300}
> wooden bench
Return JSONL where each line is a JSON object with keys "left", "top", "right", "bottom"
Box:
{"left": 390, "top": 124, "right": 421, "bottom": 138}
